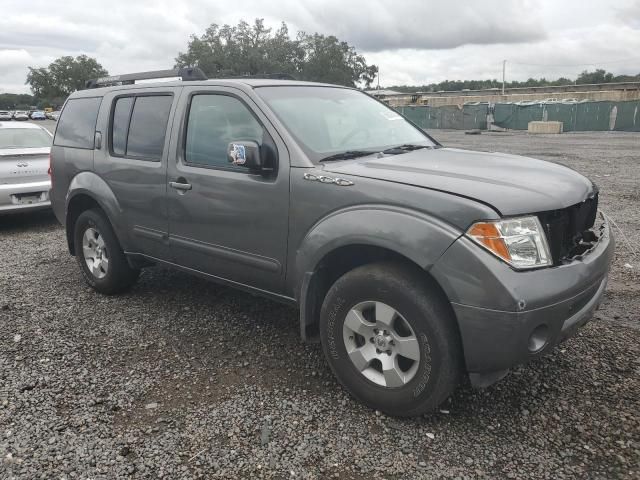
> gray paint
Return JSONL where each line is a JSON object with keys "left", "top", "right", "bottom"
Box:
{"left": 431, "top": 226, "right": 613, "bottom": 312}
{"left": 323, "top": 148, "right": 595, "bottom": 216}
{"left": 51, "top": 79, "right": 614, "bottom": 383}
{"left": 287, "top": 170, "right": 499, "bottom": 297}
{"left": 93, "top": 85, "right": 182, "bottom": 260}
{"left": 432, "top": 219, "right": 614, "bottom": 376}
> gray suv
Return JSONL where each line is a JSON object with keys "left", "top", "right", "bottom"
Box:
{"left": 50, "top": 68, "right": 614, "bottom": 416}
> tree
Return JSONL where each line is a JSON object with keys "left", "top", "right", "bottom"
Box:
{"left": 576, "top": 69, "right": 614, "bottom": 84}
{"left": 296, "top": 33, "right": 378, "bottom": 87}
{"left": 387, "top": 70, "right": 640, "bottom": 93}
{"left": 0, "top": 93, "right": 35, "bottom": 110}
{"left": 26, "top": 55, "right": 108, "bottom": 99}
{"left": 175, "top": 19, "right": 378, "bottom": 88}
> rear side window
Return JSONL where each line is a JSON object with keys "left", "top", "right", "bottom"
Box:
{"left": 110, "top": 95, "right": 172, "bottom": 161}
{"left": 111, "top": 97, "right": 134, "bottom": 156}
{"left": 54, "top": 97, "right": 102, "bottom": 149}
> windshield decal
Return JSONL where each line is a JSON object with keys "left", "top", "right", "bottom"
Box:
{"left": 379, "top": 110, "right": 403, "bottom": 121}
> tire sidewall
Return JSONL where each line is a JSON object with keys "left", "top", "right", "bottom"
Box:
{"left": 74, "top": 212, "right": 103, "bottom": 288}
{"left": 73, "top": 209, "right": 131, "bottom": 293}
{"left": 320, "top": 265, "right": 456, "bottom": 415}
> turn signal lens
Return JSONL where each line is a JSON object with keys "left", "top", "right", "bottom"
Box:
{"left": 467, "top": 223, "right": 510, "bottom": 261}
{"left": 467, "top": 216, "right": 552, "bottom": 270}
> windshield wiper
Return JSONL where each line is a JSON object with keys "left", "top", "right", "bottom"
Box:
{"left": 381, "top": 144, "right": 429, "bottom": 155}
{"left": 319, "top": 150, "right": 376, "bottom": 162}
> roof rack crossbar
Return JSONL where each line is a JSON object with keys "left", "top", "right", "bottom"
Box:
{"left": 220, "top": 73, "right": 296, "bottom": 80}
{"left": 85, "top": 67, "right": 207, "bottom": 89}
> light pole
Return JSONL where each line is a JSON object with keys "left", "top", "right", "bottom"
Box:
{"left": 502, "top": 60, "right": 506, "bottom": 95}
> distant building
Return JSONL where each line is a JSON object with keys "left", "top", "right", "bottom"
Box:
{"left": 364, "top": 89, "right": 404, "bottom": 98}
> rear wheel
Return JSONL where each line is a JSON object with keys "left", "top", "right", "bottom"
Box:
{"left": 320, "top": 261, "right": 461, "bottom": 416}
{"left": 73, "top": 209, "right": 139, "bottom": 294}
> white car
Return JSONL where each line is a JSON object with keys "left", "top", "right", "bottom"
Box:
{"left": 0, "top": 111, "right": 12, "bottom": 121}
{"left": 13, "top": 111, "right": 29, "bottom": 121}
{"left": 0, "top": 122, "right": 52, "bottom": 214}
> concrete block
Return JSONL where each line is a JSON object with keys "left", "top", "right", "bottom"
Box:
{"left": 528, "top": 121, "right": 563, "bottom": 134}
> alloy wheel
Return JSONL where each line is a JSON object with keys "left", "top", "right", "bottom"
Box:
{"left": 342, "top": 301, "right": 421, "bottom": 388}
{"left": 82, "top": 227, "right": 109, "bottom": 279}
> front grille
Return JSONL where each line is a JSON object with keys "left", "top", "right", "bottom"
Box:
{"left": 538, "top": 191, "right": 599, "bottom": 264}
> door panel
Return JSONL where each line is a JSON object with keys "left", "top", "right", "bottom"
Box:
{"left": 94, "top": 87, "right": 180, "bottom": 259}
{"left": 166, "top": 87, "right": 290, "bottom": 293}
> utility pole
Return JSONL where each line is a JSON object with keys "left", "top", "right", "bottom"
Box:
{"left": 502, "top": 60, "right": 506, "bottom": 95}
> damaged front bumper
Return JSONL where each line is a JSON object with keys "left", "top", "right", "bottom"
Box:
{"left": 431, "top": 213, "right": 615, "bottom": 387}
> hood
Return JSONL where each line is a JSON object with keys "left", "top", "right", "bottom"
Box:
{"left": 323, "top": 147, "right": 595, "bottom": 215}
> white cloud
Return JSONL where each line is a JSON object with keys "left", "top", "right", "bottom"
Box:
{"left": 367, "top": 23, "right": 640, "bottom": 87}
{"left": 1, "top": 0, "right": 639, "bottom": 93}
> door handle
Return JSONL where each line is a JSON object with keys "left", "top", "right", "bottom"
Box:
{"left": 169, "top": 181, "right": 192, "bottom": 191}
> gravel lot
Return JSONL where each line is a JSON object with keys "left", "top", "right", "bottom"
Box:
{"left": 1, "top": 128, "right": 639, "bottom": 479}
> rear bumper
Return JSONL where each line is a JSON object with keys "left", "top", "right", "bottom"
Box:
{"left": 431, "top": 214, "right": 614, "bottom": 386}
{"left": 0, "top": 180, "right": 51, "bottom": 214}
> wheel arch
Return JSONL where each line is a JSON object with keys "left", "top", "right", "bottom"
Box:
{"left": 294, "top": 206, "right": 463, "bottom": 342}
{"left": 65, "top": 172, "right": 128, "bottom": 255}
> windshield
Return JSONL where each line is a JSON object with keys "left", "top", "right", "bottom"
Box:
{"left": 0, "top": 128, "right": 52, "bottom": 149}
{"left": 256, "top": 86, "right": 435, "bottom": 162}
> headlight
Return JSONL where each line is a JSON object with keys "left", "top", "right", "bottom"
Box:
{"left": 466, "top": 216, "right": 552, "bottom": 269}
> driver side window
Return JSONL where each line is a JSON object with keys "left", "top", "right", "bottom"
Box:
{"left": 185, "top": 94, "right": 264, "bottom": 170}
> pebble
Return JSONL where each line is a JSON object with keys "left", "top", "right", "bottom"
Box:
{"left": 1, "top": 136, "right": 639, "bottom": 480}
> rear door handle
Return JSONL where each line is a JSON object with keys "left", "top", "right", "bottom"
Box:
{"left": 169, "top": 181, "right": 192, "bottom": 191}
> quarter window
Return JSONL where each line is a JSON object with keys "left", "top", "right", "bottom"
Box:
{"left": 185, "top": 95, "right": 264, "bottom": 169}
{"left": 110, "top": 95, "right": 172, "bottom": 161}
{"left": 54, "top": 97, "right": 102, "bottom": 149}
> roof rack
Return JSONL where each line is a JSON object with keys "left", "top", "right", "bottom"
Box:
{"left": 85, "top": 67, "right": 207, "bottom": 89}
{"left": 223, "top": 73, "right": 296, "bottom": 80}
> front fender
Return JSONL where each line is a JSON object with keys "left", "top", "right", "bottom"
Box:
{"left": 66, "top": 172, "right": 130, "bottom": 250}
{"left": 295, "top": 204, "right": 463, "bottom": 297}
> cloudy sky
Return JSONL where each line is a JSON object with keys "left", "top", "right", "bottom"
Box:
{"left": 1, "top": 0, "right": 640, "bottom": 93}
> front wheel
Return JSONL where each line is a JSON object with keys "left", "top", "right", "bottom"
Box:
{"left": 73, "top": 209, "right": 139, "bottom": 295}
{"left": 320, "top": 262, "right": 461, "bottom": 417}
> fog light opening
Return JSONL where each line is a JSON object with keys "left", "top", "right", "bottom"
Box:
{"left": 528, "top": 324, "right": 549, "bottom": 353}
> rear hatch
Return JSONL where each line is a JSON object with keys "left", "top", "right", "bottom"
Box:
{"left": 0, "top": 147, "right": 50, "bottom": 185}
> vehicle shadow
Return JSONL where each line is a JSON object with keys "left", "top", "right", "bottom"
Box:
{"left": 0, "top": 209, "right": 60, "bottom": 234}
{"left": 123, "top": 266, "right": 601, "bottom": 417}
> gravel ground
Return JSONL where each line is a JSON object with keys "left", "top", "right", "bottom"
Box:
{"left": 1, "top": 129, "right": 639, "bottom": 479}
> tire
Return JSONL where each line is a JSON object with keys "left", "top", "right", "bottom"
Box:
{"left": 319, "top": 261, "right": 461, "bottom": 417}
{"left": 73, "top": 209, "right": 139, "bottom": 294}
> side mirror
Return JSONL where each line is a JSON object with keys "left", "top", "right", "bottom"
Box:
{"left": 227, "top": 141, "right": 262, "bottom": 170}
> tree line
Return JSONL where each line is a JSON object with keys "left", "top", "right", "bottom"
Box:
{"left": 9, "top": 17, "right": 640, "bottom": 108}
{"left": 388, "top": 69, "right": 640, "bottom": 93}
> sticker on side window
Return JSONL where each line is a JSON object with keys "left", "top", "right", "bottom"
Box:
{"left": 229, "top": 143, "right": 246, "bottom": 165}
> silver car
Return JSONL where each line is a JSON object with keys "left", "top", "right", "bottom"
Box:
{"left": 13, "top": 111, "right": 29, "bottom": 121}
{"left": 0, "top": 111, "right": 12, "bottom": 121}
{"left": 0, "top": 122, "right": 52, "bottom": 214}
